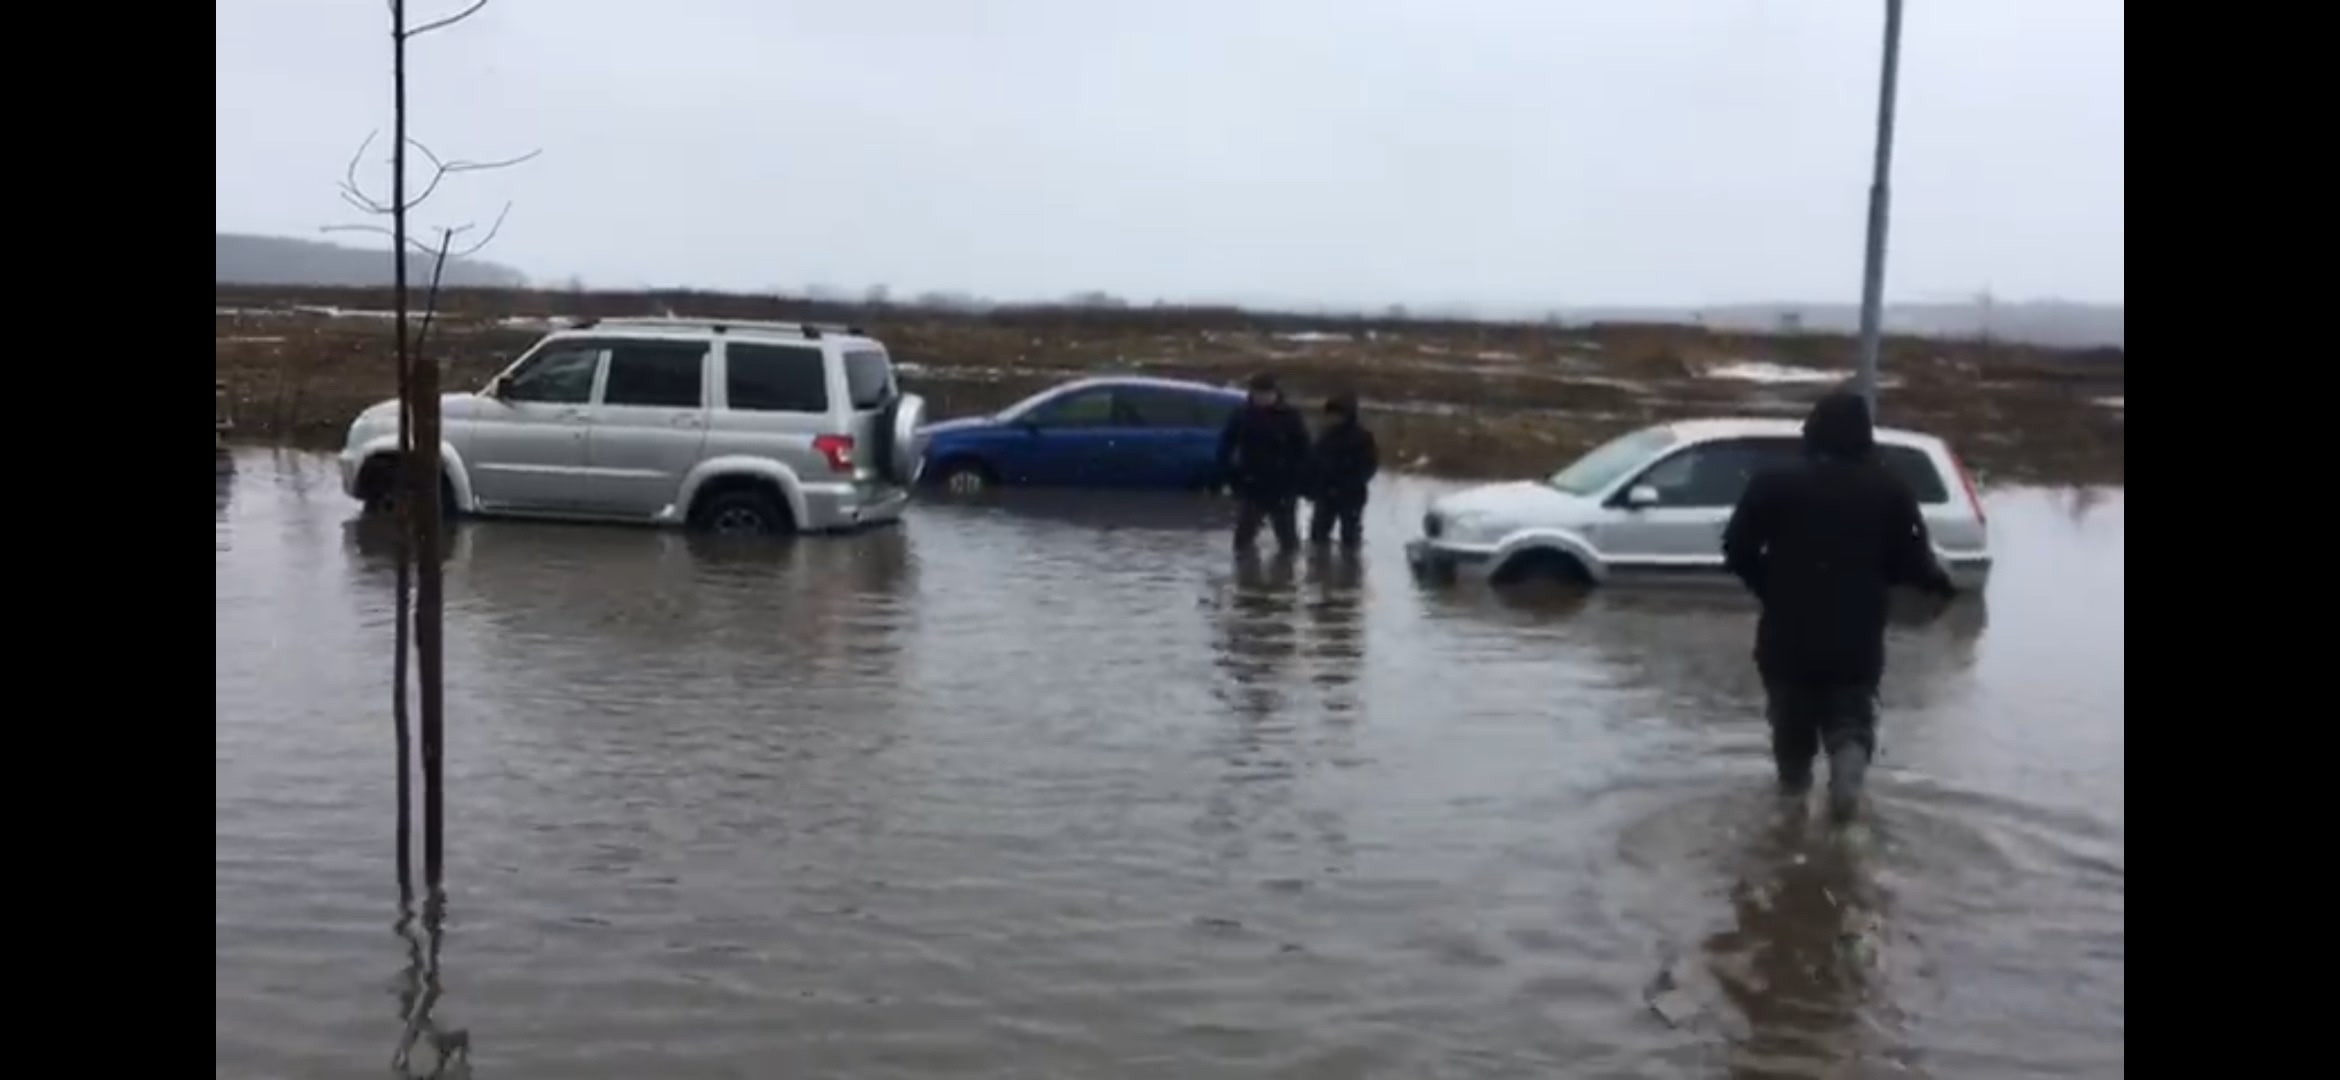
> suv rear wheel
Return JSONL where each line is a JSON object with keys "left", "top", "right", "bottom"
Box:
{"left": 690, "top": 487, "right": 790, "bottom": 537}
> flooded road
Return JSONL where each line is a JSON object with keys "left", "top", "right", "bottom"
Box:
{"left": 215, "top": 451, "right": 2122, "bottom": 1079}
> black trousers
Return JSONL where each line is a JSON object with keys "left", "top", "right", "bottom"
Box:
{"left": 1234, "top": 494, "right": 1300, "bottom": 550}
{"left": 1308, "top": 497, "right": 1365, "bottom": 549}
{"left": 1763, "top": 678, "right": 1879, "bottom": 789}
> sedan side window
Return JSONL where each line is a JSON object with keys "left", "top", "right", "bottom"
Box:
{"left": 504, "top": 346, "right": 602, "bottom": 404}
{"left": 1031, "top": 389, "right": 1116, "bottom": 428}
{"left": 1119, "top": 388, "right": 1212, "bottom": 429}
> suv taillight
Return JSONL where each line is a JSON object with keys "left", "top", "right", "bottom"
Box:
{"left": 1950, "top": 451, "right": 1987, "bottom": 525}
{"left": 813, "top": 434, "right": 856, "bottom": 473}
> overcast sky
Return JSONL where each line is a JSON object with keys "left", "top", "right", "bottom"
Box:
{"left": 215, "top": 0, "right": 2123, "bottom": 308}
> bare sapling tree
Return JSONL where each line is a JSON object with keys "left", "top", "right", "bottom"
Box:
{"left": 323, "top": 0, "right": 537, "bottom": 902}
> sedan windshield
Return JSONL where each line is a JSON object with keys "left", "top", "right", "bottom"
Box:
{"left": 997, "top": 386, "right": 1070, "bottom": 422}
{"left": 1547, "top": 426, "right": 1677, "bottom": 496}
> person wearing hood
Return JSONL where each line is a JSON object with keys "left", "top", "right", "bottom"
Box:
{"left": 1306, "top": 391, "right": 1380, "bottom": 550}
{"left": 1721, "top": 390, "right": 1956, "bottom": 823}
{"left": 1217, "top": 373, "right": 1312, "bottom": 551}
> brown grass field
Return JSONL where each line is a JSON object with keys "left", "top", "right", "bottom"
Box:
{"left": 215, "top": 285, "right": 2123, "bottom": 486}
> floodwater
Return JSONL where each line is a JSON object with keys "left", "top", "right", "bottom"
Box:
{"left": 215, "top": 451, "right": 2123, "bottom": 1079}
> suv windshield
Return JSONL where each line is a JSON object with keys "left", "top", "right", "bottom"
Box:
{"left": 1547, "top": 427, "right": 1678, "bottom": 496}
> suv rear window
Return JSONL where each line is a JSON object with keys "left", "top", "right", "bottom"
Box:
{"left": 1879, "top": 445, "right": 1951, "bottom": 503}
{"left": 601, "top": 341, "right": 708, "bottom": 408}
{"left": 726, "top": 343, "right": 829, "bottom": 413}
{"left": 843, "top": 351, "right": 895, "bottom": 411}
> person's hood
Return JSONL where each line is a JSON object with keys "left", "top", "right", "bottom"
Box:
{"left": 1801, "top": 390, "right": 1875, "bottom": 461}
{"left": 1325, "top": 392, "right": 1359, "bottom": 422}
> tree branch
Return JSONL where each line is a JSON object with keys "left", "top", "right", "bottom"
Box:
{"left": 339, "top": 132, "right": 540, "bottom": 217}
{"left": 405, "top": 0, "right": 490, "bottom": 40}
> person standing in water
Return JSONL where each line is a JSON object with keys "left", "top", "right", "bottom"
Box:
{"left": 1306, "top": 391, "right": 1380, "bottom": 551}
{"left": 1721, "top": 390, "right": 1956, "bottom": 823}
{"left": 1216, "top": 373, "right": 1312, "bottom": 552}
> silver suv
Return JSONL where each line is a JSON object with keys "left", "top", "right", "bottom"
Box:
{"left": 339, "top": 317, "right": 929, "bottom": 535}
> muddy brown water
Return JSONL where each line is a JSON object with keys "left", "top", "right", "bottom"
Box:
{"left": 215, "top": 451, "right": 2122, "bottom": 1079}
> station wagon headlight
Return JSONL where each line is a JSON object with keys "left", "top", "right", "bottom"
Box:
{"left": 1443, "top": 511, "right": 1505, "bottom": 544}
{"left": 347, "top": 407, "right": 394, "bottom": 448}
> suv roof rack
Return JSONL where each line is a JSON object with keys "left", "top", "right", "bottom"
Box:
{"left": 566, "top": 316, "right": 868, "bottom": 339}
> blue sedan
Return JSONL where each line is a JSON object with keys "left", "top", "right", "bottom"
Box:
{"left": 918, "top": 376, "right": 1247, "bottom": 493}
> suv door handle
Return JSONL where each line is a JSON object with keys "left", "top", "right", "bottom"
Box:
{"left": 555, "top": 408, "right": 587, "bottom": 421}
{"left": 671, "top": 414, "right": 704, "bottom": 428}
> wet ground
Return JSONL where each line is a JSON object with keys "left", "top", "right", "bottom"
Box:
{"left": 215, "top": 451, "right": 2123, "bottom": 1079}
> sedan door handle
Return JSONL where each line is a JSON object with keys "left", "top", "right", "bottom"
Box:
{"left": 556, "top": 408, "right": 588, "bottom": 421}
{"left": 671, "top": 414, "right": 704, "bottom": 428}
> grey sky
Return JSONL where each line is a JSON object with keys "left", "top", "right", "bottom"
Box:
{"left": 215, "top": 0, "right": 2123, "bottom": 308}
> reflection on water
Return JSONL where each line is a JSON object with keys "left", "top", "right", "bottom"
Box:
{"left": 1703, "top": 809, "right": 1888, "bottom": 1076}
{"left": 392, "top": 900, "right": 471, "bottom": 1080}
{"left": 217, "top": 453, "right": 2122, "bottom": 1079}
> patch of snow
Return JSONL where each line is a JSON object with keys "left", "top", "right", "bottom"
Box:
{"left": 291, "top": 305, "right": 399, "bottom": 320}
{"left": 2093, "top": 395, "right": 2124, "bottom": 410}
{"left": 1275, "top": 331, "right": 1352, "bottom": 343}
{"left": 220, "top": 335, "right": 287, "bottom": 344}
{"left": 1473, "top": 350, "right": 1519, "bottom": 362}
{"left": 1703, "top": 361, "right": 1849, "bottom": 385}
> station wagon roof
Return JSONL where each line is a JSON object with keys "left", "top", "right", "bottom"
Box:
{"left": 1661, "top": 416, "right": 1946, "bottom": 448}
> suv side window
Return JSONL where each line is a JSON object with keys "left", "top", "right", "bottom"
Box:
{"left": 843, "top": 350, "right": 895, "bottom": 411}
{"left": 1631, "top": 437, "right": 1799, "bottom": 508}
{"left": 725, "top": 343, "right": 829, "bottom": 413}
{"left": 1030, "top": 389, "right": 1116, "bottom": 428}
{"left": 600, "top": 341, "right": 708, "bottom": 408}
{"left": 1878, "top": 446, "right": 1952, "bottom": 503}
{"left": 503, "top": 344, "right": 603, "bottom": 404}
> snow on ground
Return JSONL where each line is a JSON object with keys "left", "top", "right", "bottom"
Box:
{"left": 2094, "top": 396, "right": 2124, "bottom": 410}
{"left": 1702, "top": 360, "right": 1849, "bottom": 385}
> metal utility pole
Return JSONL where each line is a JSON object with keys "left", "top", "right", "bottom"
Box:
{"left": 1853, "top": 0, "right": 1906, "bottom": 415}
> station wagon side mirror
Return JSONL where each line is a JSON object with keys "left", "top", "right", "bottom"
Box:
{"left": 1623, "top": 484, "right": 1661, "bottom": 509}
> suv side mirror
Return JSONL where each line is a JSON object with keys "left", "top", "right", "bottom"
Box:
{"left": 485, "top": 374, "right": 509, "bottom": 399}
{"left": 1623, "top": 484, "right": 1661, "bottom": 509}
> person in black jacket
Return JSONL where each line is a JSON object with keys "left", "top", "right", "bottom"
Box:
{"left": 1306, "top": 391, "right": 1380, "bottom": 550}
{"left": 1217, "top": 373, "right": 1312, "bottom": 551}
{"left": 1721, "top": 390, "right": 1956, "bottom": 823}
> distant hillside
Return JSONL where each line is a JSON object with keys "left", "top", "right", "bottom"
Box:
{"left": 1561, "top": 300, "right": 2123, "bottom": 349}
{"left": 215, "top": 233, "right": 527, "bottom": 289}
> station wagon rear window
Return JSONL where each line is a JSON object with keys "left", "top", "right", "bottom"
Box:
{"left": 1878, "top": 445, "right": 1951, "bottom": 503}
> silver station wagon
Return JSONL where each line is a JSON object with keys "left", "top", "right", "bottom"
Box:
{"left": 1406, "top": 417, "right": 1994, "bottom": 590}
